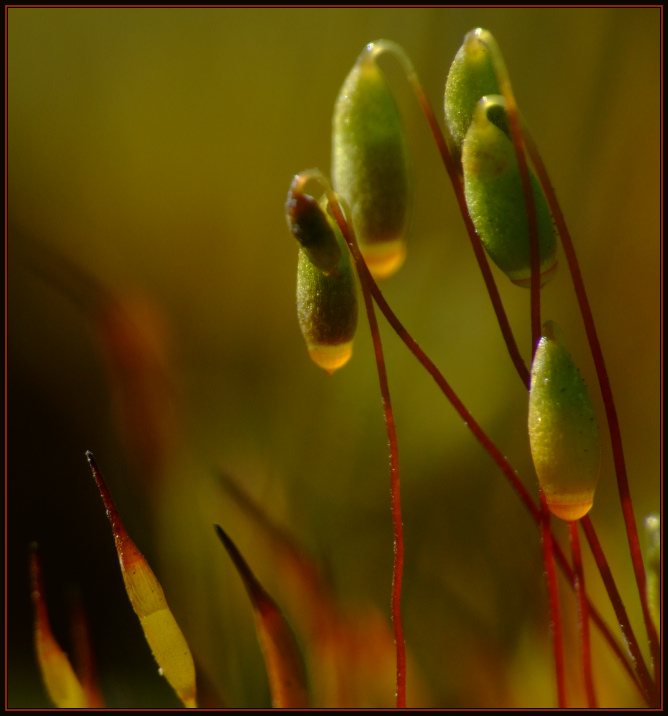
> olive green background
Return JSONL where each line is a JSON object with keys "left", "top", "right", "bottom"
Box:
{"left": 8, "top": 7, "right": 660, "bottom": 708}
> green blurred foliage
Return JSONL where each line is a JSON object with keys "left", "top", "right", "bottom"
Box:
{"left": 8, "top": 7, "right": 660, "bottom": 708}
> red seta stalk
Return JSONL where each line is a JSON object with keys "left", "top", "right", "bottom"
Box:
{"left": 402, "top": 54, "right": 658, "bottom": 704}
{"left": 405, "top": 73, "right": 530, "bottom": 389}
{"left": 569, "top": 520, "right": 597, "bottom": 708}
{"left": 554, "top": 543, "right": 647, "bottom": 703}
{"left": 321, "top": 42, "right": 657, "bottom": 706}
{"left": 494, "top": 57, "right": 566, "bottom": 706}
{"left": 523, "top": 129, "right": 661, "bottom": 686}
{"left": 580, "top": 515, "right": 658, "bottom": 705}
{"left": 539, "top": 492, "right": 567, "bottom": 708}
{"left": 330, "top": 206, "right": 655, "bottom": 705}
{"left": 324, "top": 189, "right": 406, "bottom": 708}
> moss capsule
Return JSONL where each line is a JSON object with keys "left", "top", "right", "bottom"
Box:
{"left": 332, "top": 44, "right": 412, "bottom": 279}
{"left": 462, "top": 95, "right": 557, "bottom": 287}
{"left": 528, "top": 321, "right": 600, "bottom": 521}
{"left": 296, "top": 202, "right": 357, "bottom": 373}
{"left": 444, "top": 28, "right": 501, "bottom": 159}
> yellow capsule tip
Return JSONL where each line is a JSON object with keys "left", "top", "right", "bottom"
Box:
{"left": 361, "top": 239, "right": 406, "bottom": 280}
{"left": 546, "top": 494, "right": 594, "bottom": 522}
{"left": 308, "top": 342, "right": 353, "bottom": 373}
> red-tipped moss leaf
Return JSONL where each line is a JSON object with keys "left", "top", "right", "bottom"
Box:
{"left": 30, "top": 546, "right": 88, "bottom": 708}
{"left": 86, "top": 452, "right": 197, "bottom": 708}
{"left": 214, "top": 523, "right": 309, "bottom": 709}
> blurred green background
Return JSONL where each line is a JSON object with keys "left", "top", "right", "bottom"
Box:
{"left": 8, "top": 7, "right": 660, "bottom": 708}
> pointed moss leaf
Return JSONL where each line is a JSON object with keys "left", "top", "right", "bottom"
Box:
{"left": 444, "top": 28, "right": 501, "bottom": 157}
{"left": 296, "top": 209, "right": 357, "bottom": 374}
{"left": 214, "top": 525, "right": 309, "bottom": 709}
{"left": 332, "top": 45, "right": 412, "bottom": 279}
{"left": 87, "top": 453, "right": 197, "bottom": 708}
{"left": 528, "top": 321, "right": 601, "bottom": 521}
{"left": 30, "top": 548, "right": 88, "bottom": 708}
{"left": 116, "top": 539, "right": 198, "bottom": 708}
{"left": 286, "top": 187, "right": 341, "bottom": 276}
{"left": 462, "top": 95, "right": 557, "bottom": 287}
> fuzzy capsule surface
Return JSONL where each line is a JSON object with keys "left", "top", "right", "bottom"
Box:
{"left": 444, "top": 28, "right": 501, "bottom": 158}
{"left": 332, "top": 47, "right": 412, "bottom": 279}
{"left": 296, "top": 215, "right": 357, "bottom": 374}
{"left": 528, "top": 321, "right": 600, "bottom": 521}
{"left": 462, "top": 95, "right": 557, "bottom": 287}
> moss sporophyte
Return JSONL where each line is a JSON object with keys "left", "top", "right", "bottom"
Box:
{"left": 30, "top": 27, "right": 659, "bottom": 709}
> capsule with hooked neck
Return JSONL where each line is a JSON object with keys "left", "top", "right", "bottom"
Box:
{"left": 332, "top": 43, "right": 412, "bottom": 280}
{"left": 287, "top": 186, "right": 358, "bottom": 373}
{"left": 462, "top": 95, "right": 558, "bottom": 287}
{"left": 444, "top": 28, "right": 501, "bottom": 160}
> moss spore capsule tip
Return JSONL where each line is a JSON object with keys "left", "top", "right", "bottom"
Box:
{"left": 444, "top": 28, "right": 501, "bottom": 156}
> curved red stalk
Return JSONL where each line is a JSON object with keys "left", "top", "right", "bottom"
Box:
{"left": 315, "top": 45, "right": 657, "bottom": 703}
{"left": 328, "top": 200, "right": 654, "bottom": 704}
{"left": 407, "top": 57, "right": 657, "bottom": 702}
{"left": 551, "top": 538, "right": 646, "bottom": 703}
{"left": 569, "top": 520, "right": 597, "bottom": 708}
{"left": 539, "top": 492, "right": 567, "bottom": 708}
{"left": 523, "top": 129, "right": 661, "bottom": 685}
{"left": 326, "top": 195, "right": 406, "bottom": 708}
{"left": 580, "top": 515, "right": 658, "bottom": 705}
{"left": 338, "top": 212, "right": 540, "bottom": 522}
{"left": 403, "top": 70, "right": 530, "bottom": 388}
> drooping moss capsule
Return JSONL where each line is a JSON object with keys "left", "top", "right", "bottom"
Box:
{"left": 287, "top": 185, "right": 358, "bottom": 373}
{"left": 462, "top": 95, "right": 558, "bottom": 287}
{"left": 332, "top": 42, "right": 412, "bottom": 280}
{"left": 528, "top": 321, "right": 600, "bottom": 521}
{"left": 444, "top": 28, "right": 501, "bottom": 159}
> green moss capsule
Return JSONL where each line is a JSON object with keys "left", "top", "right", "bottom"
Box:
{"left": 462, "top": 95, "right": 558, "bottom": 287}
{"left": 528, "top": 321, "right": 601, "bottom": 521}
{"left": 444, "top": 28, "right": 501, "bottom": 159}
{"left": 295, "top": 201, "right": 358, "bottom": 374}
{"left": 332, "top": 43, "right": 412, "bottom": 280}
